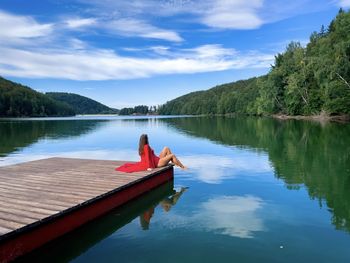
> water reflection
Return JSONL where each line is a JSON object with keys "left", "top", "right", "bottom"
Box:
{"left": 157, "top": 194, "right": 266, "bottom": 239}
{"left": 0, "top": 120, "right": 106, "bottom": 157}
{"left": 198, "top": 195, "right": 265, "bottom": 238}
{"left": 140, "top": 187, "right": 188, "bottom": 230}
{"left": 180, "top": 154, "right": 272, "bottom": 184}
{"left": 161, "top": 116, "right": 350, "bottom": 233}
{"left": 17, "top": 181, "right": 185, "bottom": 263}
{"left": 2, "top": 116, "right": 349, "bottom": 262}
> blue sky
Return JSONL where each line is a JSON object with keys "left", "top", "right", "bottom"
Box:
{"left": 0, "top": 0, "right": 349, "bottom": 108}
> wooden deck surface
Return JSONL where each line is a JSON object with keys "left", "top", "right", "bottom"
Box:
{"left": 0, "top": 157, "right": 171, "bottom": 238}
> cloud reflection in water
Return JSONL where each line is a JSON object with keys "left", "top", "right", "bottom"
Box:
{"left": 198, "top": 195, "right": 265, "bottom": 238}
{"left": 179, "top": 154, "right": 273, "bottom": 184}
{"left": 157, "top": 195, "right": 266, "bottom": 239}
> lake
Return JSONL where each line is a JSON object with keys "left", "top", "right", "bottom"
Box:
{"left": 1, "top": 116, "right": 350, "bottom": 263}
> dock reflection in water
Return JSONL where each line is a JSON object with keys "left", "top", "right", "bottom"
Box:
{"left": 17, "top": 180, "right": 188, "bottom": 263}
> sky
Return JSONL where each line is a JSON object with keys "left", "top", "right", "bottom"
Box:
{"left": 0, "top": 0, "right": 349, "bottom": 109}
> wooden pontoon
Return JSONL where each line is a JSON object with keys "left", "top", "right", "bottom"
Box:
{"left": 0, "top": 157, "right": 173, "bottom": 262}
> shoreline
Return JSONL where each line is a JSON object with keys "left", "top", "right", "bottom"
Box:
{"left": 1, "top": 113, "right": 349, "bottom": 123}
{"left": 199, "top": 113, "right": 350, "bottom": 123}
{"left": 271, "top": 113, "right": 350, "bottom": 123}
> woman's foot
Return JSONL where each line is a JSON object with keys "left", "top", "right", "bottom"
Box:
{"left": 179, "top": 165, "right": 188, "bottom": 170}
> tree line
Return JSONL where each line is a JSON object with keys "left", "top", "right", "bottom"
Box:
{"left": 0, "top": 78, "right": 119, "bottom": 117}
{"left": 0, "top": 77, "right": 75, "bottom": 117}
{"left": 46, "top": 92, "right": 118, "bottom": 115}
{"left": 159, "top": 9, "right": 350, "bottom": 117}
{"left": 119, "top": 105, "right": 158, "bottom": 115}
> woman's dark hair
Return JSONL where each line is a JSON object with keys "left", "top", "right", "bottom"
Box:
{"left": 139, "top": 134, "right": 149, "bottom": 155}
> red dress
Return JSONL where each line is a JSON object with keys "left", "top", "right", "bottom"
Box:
{"left": 115, "top": 144, "right": 160, "bottom": 173}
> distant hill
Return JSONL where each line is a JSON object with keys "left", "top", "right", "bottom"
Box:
{"left": 46, "top": 92, "right": 119, "bottom": 115}
{"left": 158, "top": 78, "right": 260, "bottom": 115}
{"left": 159, "top": 9, "right": 350, "bottom": 117}
{"left": 0, "top": 77, "right": 75, "bottom": 117}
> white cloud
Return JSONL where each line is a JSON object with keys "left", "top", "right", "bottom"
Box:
{"left": 64, "top": 17, "right": 97, "bottom": 29}
{"left": 78, "top": 0, "right": 338, "bottom": 31}
{"left": 0, "top": 10, "right": 275, "bottom": 80}
{"left": 69, "top": 38, "right": 89, "bottom": 50}
{"left": 187, "top": 44, "right": 237, "bottom": 58}
{"left": 338, "top": 0, "right": 350, "bottom": 7}
{"left": 0, "top": 9, "right": 182, "bottom": 43}
{"left": 79, "top": 0, "right": 264, "bottom": 30}
{"left": 201, "top": 0, "right": 263, "bottom": 29}
{"left": 0, "top": 44, "right": 274, "bottom": 80}
{"left": 78, "top": 0, "right": 322, "bottom": 31}
{"left": 0, "top": 10, "right": 52, "bottom": 40}
{"left": 149, "top": 46, "right": 171, "bottom": 55}
{"left": 62, "top": 16, "right": 183, "bottom": 42}
{"left": 106, "top": 18, "right": 183, "bottom": 42}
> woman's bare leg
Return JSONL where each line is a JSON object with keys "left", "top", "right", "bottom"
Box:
{"left": 157, "top": 153, "right": 186, "bottom": 169}
{"left": 159, "top": 146, "right": 172, "bottom": 158}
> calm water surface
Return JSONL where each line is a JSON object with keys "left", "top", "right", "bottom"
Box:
{"left": 0, "top": 116, "right": 349, "bottom": 263}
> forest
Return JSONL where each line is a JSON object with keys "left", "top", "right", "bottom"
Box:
{"left": 46, "top": 92, "right": 118, "bottom": 115}
{"left": 0, "top": 77, "right": 75, "bottom": 117}
{"left": 0, "top": 77, "right": 119, "bottom": 117}
{"left": 119, "top": 105, "right": 157, "bottom": 115}
{"left": 159, "top": 9, "right": 350, "bottom": 117}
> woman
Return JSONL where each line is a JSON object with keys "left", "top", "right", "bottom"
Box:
{"left": 115, "top": 134, "right": 186, "bottom": 173}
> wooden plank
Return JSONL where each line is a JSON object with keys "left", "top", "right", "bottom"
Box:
{"left": 0, "top": 211, "right": 38, "bottom": 226}
{"left": 2, "top": 160, "right": 124, "bottom": 173}
{"left": 0, "top": 170, "right": 139, "bottom": 186}
{"left": 0, "top": 218, "right": 25, "bottom": 230}
{"left": 0, "top": 206, "right": 49, "bottom": 220}
{"left": 0, "top": 187, "right": 86, "bottom": 204}
{"left": 21, "top": 172, "right": 136, "bottom": 185}
{"left": 0, "top": 195, "right": 69, "bottom": 213}
{"left": 0, "top": 185, "right": 94, "bottom": 202}
{"left": 0, "top": 198, "right": 62, "bottom": 214}
{"left": 0, "top": 180, "right": 108, "bottom": 197}
{"left": 1, "top": 175, "right": 127, "bottom": 190}
{"left": 0, "top": 178, "right": 116, "bottom": 193}
{"left": 0, "top": 192, "right": 80, "bottom": 208}
{"left": 0, "top": 180, "right": 105, "bottom": 195}
{"left": 0, "top": 226, "right": 12, "bottom": 236}
{"left": 0, "top": 181, "right": 98, "bottom": 197}
{"left": 9, "top": 169, "right": 131, "bottom": 180}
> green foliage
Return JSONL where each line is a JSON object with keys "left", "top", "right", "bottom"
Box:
{"left": 159, "top": 78, "right": 260, "bottom": 115}
{"left": 46, "top": 92, "right": 118, "bottom": 115}
{"left": 0, "top": 77, "right": 75, "bottom": 117}
{"left": 159, "top": 9, "right": 350, "bottom": 117}
{"left": 119, "top": 105, "right": 149, "bottom": 115}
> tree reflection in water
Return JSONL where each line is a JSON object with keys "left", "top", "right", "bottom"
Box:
{"left": 161, "top": 116, "right": 350, "bottom": 233}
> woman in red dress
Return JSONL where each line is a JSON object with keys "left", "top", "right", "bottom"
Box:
{"left": 116, "top": 134, "right": 186, "bottom": 173}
